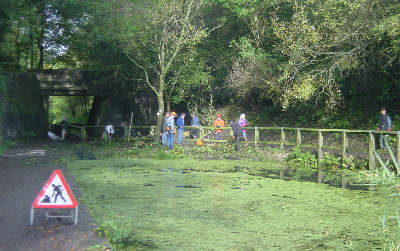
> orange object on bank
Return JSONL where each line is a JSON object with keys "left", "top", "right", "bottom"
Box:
{"left": 196, "top": 139, "right": 204, "bottom": 146}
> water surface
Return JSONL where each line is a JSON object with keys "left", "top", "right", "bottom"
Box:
{"left": 68, "top": 159, "right": 396, "bottom": 250}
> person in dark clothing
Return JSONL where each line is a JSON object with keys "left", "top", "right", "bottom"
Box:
{"left": 378, "top": 107, "right": 392, "bottom": 149}
{"left": 60, "top": 117, "right": 68, "bottom": 139}
{"left": 177, "top": 113, "right": 185, "bottom": 144}
{"left": 230, "top": 121, "right": 242, "bottom": 151}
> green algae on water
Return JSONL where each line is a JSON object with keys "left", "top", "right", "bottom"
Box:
{"left": 67, "top": 159, "right": 397, "bottom": 250}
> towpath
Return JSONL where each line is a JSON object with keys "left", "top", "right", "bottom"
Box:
{"left": 0, "top": 140, "right": 108, "bottom": 251}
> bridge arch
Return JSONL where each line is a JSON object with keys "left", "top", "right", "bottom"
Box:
{"left": 1, "top": 70, "right": 156, "bottom": 139}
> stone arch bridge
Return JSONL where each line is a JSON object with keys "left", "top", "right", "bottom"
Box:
{"left": 1, "top": 70, "right": 156, "bottom": 139}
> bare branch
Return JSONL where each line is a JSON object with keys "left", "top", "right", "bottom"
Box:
{"left": 125, "top": 53, "right": 159, "bottom": 95}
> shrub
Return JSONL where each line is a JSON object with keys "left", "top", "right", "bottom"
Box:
{"left": 286, "top": 148, "right": 318, "bottom": 175}
{"left": 96, "top": 220, "right": 134, "bottom": 249}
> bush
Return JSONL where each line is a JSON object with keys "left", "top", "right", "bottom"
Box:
{"left": 96, "top": 220, "right": 134, "bottom": 249}
{"left": 286, "top": 148, "right": 318, "bottom": 175}
{"left": 319, "top": 153, "right": 341, "bottom": 170}
{"left": 0, "top": 140, "right": 14, "bottom": 155}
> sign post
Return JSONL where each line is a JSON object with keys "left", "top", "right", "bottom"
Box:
{"left": 30, "top": 169, "right": 78, "bottom": 225}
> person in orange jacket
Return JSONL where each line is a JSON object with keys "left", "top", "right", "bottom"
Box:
{"left": 213, "top": 114, "right": 225, "bottom": 140}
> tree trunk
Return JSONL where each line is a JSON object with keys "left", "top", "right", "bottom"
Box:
{"left": 30, "top": 25, "right": 34, "bottom": 69}
{"left": 87, "top": 96, "right": 103, "bottom": 126}
{"left": 166, "top": 98, "right": 171, "bottom": 112}
{"left": 37, "top": 9, "right": 45, "bottom": 70}
{"left": 154, "top": 93, "right": 164, "bottom": 143}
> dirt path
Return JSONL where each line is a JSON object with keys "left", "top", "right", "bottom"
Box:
{"left": 0, "top": 140, "right": 109, "bottom": 251}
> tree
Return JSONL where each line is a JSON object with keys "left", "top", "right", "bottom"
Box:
{"left": 121, "top": 0, "right": 208, "bottom": 142}
{"left": 220, "top": 0, "right": 379, "bottom": 110}
{"left": 0, "top": 0, "right": 90, "bottom": 71}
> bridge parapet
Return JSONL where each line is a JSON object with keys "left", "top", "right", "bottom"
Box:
{"left": 37, "top": 70, "right": 90, "bottom": 96}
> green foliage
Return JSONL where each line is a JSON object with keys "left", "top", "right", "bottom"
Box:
{"left": 341, "top": 155, "right": 358, "bottom": 170}
{"left": 48, "top": 96, "right": 93, "bottom": 124}
{"left": 96, "top": 218, "right": 134, "bottom": 249}
{"left": 74, "top": 146, "right": 96, "bottom": 160}
{"left": 319, "top": 153, "right": 341, "bottom": 170}
{"left": 0, "top": 140, "right": 14, "bottom": 156}
{"left": 286, "top": 147, "right": 317, "bottom": 174}
{"left": 1, "top": 0, "right": 400, "bottom": 144}
{"left": 285, "top": 149, "right": 372, "bottom": 183}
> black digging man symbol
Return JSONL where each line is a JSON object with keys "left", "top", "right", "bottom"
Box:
{"left": 52, "top": 184, "right": 66, "bottom": 203}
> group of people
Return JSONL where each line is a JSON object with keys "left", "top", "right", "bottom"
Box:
{"left": 61, "top": 107, "right": 392, "bottom": 151}
{"left": 161, "top": 112, "right": 200, "bottom": 149}
{"left": 161, "top": 112, "right": 248, "bottom": 151}
{"left": 213, "top": 113, "right": 248, "bottom": 141}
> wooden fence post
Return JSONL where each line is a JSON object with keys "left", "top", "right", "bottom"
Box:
{"left": 150, "top": 126, "right": 155, "bottom": 138}
{"left": 318, "top": 130, "right": 324, "bottom": 163}
{"left": 317, "top": 130, "right": 324, "bottom": 184}
{"left": 80, "top": 127, "right": 86, "bottom": 142}
{"left": 296, "top": 128, "right": 302, "bottom": 148}
{"left": 369, "top": 131, "right": 376, "bottom": 170}
{"left": 342, "top": 130, "right": 348, "bottom": 159}
{"left": 124, "top": 126, "right": 129, "bottom": 141}
{"left": 280, "top": 127, "right": 285, "bottom": 150}
{"left": 254, "top": 127, "right": 259, "bottom": 147}
{"left": 200, "top": 126, "right": 204, "bottom": 141}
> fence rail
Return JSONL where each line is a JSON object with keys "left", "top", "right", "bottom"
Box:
{"left": 52, "top": 124, "right": 400, "bottom": 170}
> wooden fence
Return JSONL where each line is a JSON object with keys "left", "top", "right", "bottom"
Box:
{"left": 53, "top": 124, "right": 400, "bottom": 170}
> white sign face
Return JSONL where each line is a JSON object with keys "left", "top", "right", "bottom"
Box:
{"left": 32, "top": 169, "right": 77, "bottom": 209}
{"left": 36, "top": 174, "right": 74, "bottom": 206}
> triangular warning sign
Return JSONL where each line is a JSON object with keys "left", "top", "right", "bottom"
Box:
{"left": 32, "top": 169, "right": 78, "bottom": 208}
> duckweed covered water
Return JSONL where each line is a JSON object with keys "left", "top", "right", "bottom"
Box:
{"left": 67, "top": 159, "right": 397, "bottom": 250}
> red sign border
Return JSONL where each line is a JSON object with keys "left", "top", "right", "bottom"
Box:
{"left": 32, "top": 169, "right": 78, "bottom": 208}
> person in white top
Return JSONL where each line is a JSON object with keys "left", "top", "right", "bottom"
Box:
{"left": 105, "top": 123, "right": 115, "bottom": 142}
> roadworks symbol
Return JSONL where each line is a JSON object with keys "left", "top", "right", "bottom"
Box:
{"left": 32, "top": 169, "right": 77, "bottom": 208}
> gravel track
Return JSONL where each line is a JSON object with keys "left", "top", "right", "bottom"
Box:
{"left": 0, "top": 140, "right": 109, "bottom": 251}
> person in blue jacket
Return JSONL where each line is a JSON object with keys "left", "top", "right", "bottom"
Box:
{"left": 166, "top": 112, "right": 176, "bottom": 150}
{"left": 177, "top": 113, "right": 185, "bottom": 145}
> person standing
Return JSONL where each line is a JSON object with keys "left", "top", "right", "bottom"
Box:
{"left": 190, "top": 112, "right": 200, "bottom": 139}
{"left": 230, "top": 121, "right": 242, "bottom": 151}
{"left": 105, "top": 122, "right": 115, "bottom": 142}
{"left": 177, "top": 113, "right": 185, "bottom": 145}
{"left": 213, "top": 114, "right": 225, "bottom": 140}
{"left": 60, "top": 117, "right": 68, "bottom": 140}
{"left": 378, "top": 107, "right": 392, "bottom": 149}
{"left": 166, "top": 112, "right": 176, "bottom": 150}
{"left": 162, "top": 112, "right": 170, "bottom": 145}
{"left": 239, "top": 113, "right": 248, "bottom": 141}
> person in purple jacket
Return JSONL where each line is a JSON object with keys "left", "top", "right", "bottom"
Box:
{"left": 239, "top": 113, "right": 247, "bottom": 141}
{"left": 177, "top": 113, "right": 185, "bottom": 145}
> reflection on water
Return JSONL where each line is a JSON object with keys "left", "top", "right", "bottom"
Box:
{"left": 69, "top": 160, "right": 396, "bottom": 250}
